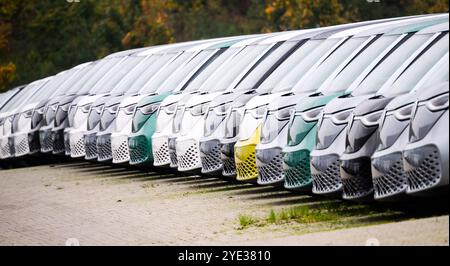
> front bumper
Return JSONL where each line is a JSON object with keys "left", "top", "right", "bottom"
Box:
{"left": 152, "top": 135, "right": 170, "bottom": 167}
{"left": 129, "top": 134, "right": 152, "bottom": 165}
{"left": 404, "top": 145, "right": 445, "bottom": 195}
{"left": 199, "top": 139, "right": 223, "bottom": 174}
{"left": 340, "top": 157, "right": 374, "bottom": 200}
{"left": 39, "top": 127, "right": 54, "bottom": 153}
{"left": 234, "top": 128, "right": 260, "bottom": 182}
{"left": 111, "top": 134, "right": 130, "bottom": 164}
{"left": 282, "top": 126, "right": 317, "bottom": 190}
{"left": 0, "top": 136, "right": 14, "bottom": 159}
{"left": 64, "top": 130, "right": 71, "bottom": 156}
{"left": 97, "top": 133, "right": 112, "bottom": 162}
{"left": 69, "top": 130, "right": 86, "bottom": 158}
{"left": 371, "top": 152, "right": 408, "bottom": 201}
{"left": 14, "top": 131, "right": 40, "bottom": 157}
{"left": 84, "top": 132, "right": 98, "bottom": 161}
{"left": 176, "top": 138, "right": 201, "bottom": 172}
{"left": 403, "top": 111, "right": 448, "bottom": 195}
{"left": 221, "top": 141, "right": 237, "bottom": 178}
{"left": 310, "top": 154, "right": 342, "bottom": 195}
{"left": 284, "top": 149, "right": 312, "bottom": 190}
{"left": 256, "top": 147, "right": 284, "bottom": 186}
{"left": 128, "top": 115, "right": 157, "bottom": 166}
{"left": 310, "top": 128, "right": 348, "bottom": 195}
{"left": 168, "top": 137, "right": 178, "bottom": 168}
{"left": 52, "top": 129, "right": 65, "bottom": 154}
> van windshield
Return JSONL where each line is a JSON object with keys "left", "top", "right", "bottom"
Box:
{"left": 130, "top": 53, "right": 177, "bottom": 94}
{"left": 352, "top": 34, "right": 432, "bottom": 96}
{"left": 415, "top": 57, "right": 449, "bottom": 91}
{"left": 111, "top": 55, "right": 159, "bottom": 94}
{"left": 95, "top": 56, "right": 145, "bottom": 94}
{"left": 269, "top": 38, "right": 340, "bottom": 93}
{"left": 64, "top": 64, "right": 96, "bottom": 95}
{"left": 292, "top": 37, "right": 369, "bottom": 94}
{"left": 379, "top": 33, "right": 449, "bottom": 96}
{"left": 78, "top": 57, "right": 122, "bottom": 94}
{"left": 234, "top": 41, "right": 300, "bottom": 92}
{"left": 38, "top": 70, "right": 77, "bottom": 98}
{"left": 27, "top": 79, "right": 61, "bottom": 103}
{"left": 157, "top": 49, "right": 215, "bottom": 94}
{"left": 140, "top": 52, "right": 194, "bottom": 94}
{"left": 198, "top": 44, "right": 270, "bottom": 93}
{"left": 182, "top": 48, "right": 238, "bottom": 93}
{"left": 320, "top": 35, "right": 399, "bottom": 94}
{"left": 1, "top": 83, "right": 41, "bottom": 111}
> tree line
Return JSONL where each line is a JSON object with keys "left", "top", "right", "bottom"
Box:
{"left": 0, "top": 0, "right": 448, "bottom": 92}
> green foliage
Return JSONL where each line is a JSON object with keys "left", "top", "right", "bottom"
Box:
{"left": 238, "top": 214, "right": 256, "bottom": 229}
{"left": 0, "top": 0, "right": 447, "bottom": 91}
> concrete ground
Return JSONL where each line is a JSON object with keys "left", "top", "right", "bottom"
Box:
{"left": 0, "top": 160, "right": 448, "bottom": 246}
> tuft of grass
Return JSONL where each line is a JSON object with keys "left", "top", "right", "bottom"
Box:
{"left": 267, "top": 209, "right": 277, "bottom": 223}
{"left": 238, "top": 214, "right": 256, "bottom": 229}
{"left": 237, "top": 201, "right": 405, "bottom": 231}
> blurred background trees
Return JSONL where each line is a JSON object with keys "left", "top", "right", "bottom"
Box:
{"left": 0, "top": 0, "right": 448, "bottom": 92}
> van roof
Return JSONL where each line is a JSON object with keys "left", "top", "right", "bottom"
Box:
{"left": 416, "top": 21, "right": 449, "bottom": 34}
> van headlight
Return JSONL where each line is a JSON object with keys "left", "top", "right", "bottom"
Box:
{"left": 316, "top": 109, "right": 353, "bottom": 150}
{"left": 409, "top": 93, "right": 449, "bottom": 142}
{"left": 87, "top": 104, "right": 104, "bottom": 131}
{"left": 261, "top": 105, "right": 293, "bottom": 144}
{"left": 161, "top": 103, "right": 177, "bottom": 115}
{"left": 139, "top": 102, "right": 160, "bottom": 115}
{"left": 378, "top": 103, "right": 413, "bottom": 150}
{"left": 190, "top": 102, "right": 210, "bottom": 116}
{"left": 204, "top": 102, "right": 231, "bottom": 137}
{"left": 247, "top": 105, "right": 268, "bottom": 119}
{"left": 22, "top": 109, "right": 33, "bottom": 118}
{"left": 224, "top": 107, "right": 243, "bottom": 138}
{"left": 345, "top": 110, "right": 384, "bottom": 153}
{"left": 31, "top": 109, "right": 45, "bottom": 129}
{"left": 80, "top": 103, "right": 92, "bottom": 114}
{"left": 172, "top": 105, "right": 185, "bottom": 134}
{"left": 287, "top": 106, "right": 323, "bottom": 146}
{"left": 132, "top": 102, "right": 160, "bottom": 132}
{"left": 54, "top": 103, "right": 70, "bottom": 127}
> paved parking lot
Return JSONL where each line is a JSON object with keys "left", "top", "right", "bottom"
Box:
{"left": 0, "top": 160, "right": 448, "bottom": 246}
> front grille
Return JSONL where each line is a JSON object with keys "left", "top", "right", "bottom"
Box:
{"left": 112, "top": 138, "right": 130, "bottom": 163}
{"left": 222, "top": 156, "right": 236, "bottom": 177}
{"left": 15, "top": 135, "right": 30, "bottom": 157}
{"left": 341, "top": 158, "right": 373, "bottom": 200}
{"left": 169, "top": 148, "right": 178, "bottom": 168}
{"left": 168, "top": 138, "right": 178, "bottom": 168}
{"left": 97, "top": 134, "right": 112, "bottom": 162}
{"left": 53, "top": 131, "right": 65, "bottom": 154}
{"left": 257, "top": 152, "right": 283, "bottom": 185}
{"left": 153, "top": 139, "right": 170, "bottom": 166}
{"left": 177, "top": 143, "right": 200, "bottom": 171}
{"left": 40, "top": 130, "right": 54, "bottom": 153}
{"left": 236, "top": 150, "right": 257, "bottom": 181}
{"left": 70, "top": 135, "right": 86, "bottom": 158}
{"left": 85, "top": 134, "right": 98, "bottom": 160}
{"left": 0, "top": 139, "right": 12, "bottom": 158}
{"left": 200, "top": 141, "right": 222, "bottom": 174}
{"left": 28, "top": 133, "right": 40, "bottom": 154}
{"left": 64, "top": 132, "right": 71, "bottom": 155}
{"left": 311, "top": 157, "right": 342, "bottom": 194}
{"left": 129, "top": 136, "right": 150, "bottom": 165}
{"left": 284, "top": 155, "right": 311, "bottom": 190}
{"left": 373, "top": 156, "right": 407, "bottom": 200}
{"left": 405, "top": 146, "right": 442, "bottom": 193}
